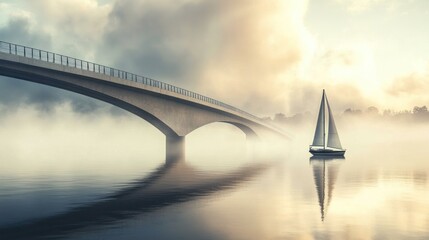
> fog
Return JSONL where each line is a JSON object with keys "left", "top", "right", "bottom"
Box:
{"left": 1, "top": 90, "right": 429, "bottom": 239}
{"left": 0, "top": 99, "right": 282, "bottom": 177}
{"left": 0, "top": 102, "right": 160, "bottom": 178}
{"left": 2, "top": 93, "right": 428, "bottom": 176}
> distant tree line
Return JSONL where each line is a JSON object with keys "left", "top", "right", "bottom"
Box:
{"left": 265, "top": 105, "right": 429, "bottom": 126}
{"left": 343, "top": 105, "right": 429, "bottom": 122}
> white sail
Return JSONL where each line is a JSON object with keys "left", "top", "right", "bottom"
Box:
{"left": 312, "top": 91, "right": 325, "bottom": 147}
{"left": 326, "top": 96, "right": 343, "bottom": 149}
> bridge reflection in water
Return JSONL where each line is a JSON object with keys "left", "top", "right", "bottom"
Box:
{"left": 310, "top": 156, "right": 345, "bottom": 221}
{"left": 0, "top": 153, "right": 271, "bottom": 240}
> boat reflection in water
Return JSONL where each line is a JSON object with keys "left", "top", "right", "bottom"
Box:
{"left": 310, "top": 156, "right": 345, "bottom": 221}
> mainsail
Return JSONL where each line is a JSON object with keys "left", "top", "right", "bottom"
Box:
{"left": 326, "top": 96, "right": 343, "bottom": 149}
{"left": 312, "top": 90, "right": 325, "bottom": 147}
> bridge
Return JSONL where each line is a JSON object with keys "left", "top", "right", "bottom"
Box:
{"left": 0, "top": 40, "right": 286, "bottom": 161}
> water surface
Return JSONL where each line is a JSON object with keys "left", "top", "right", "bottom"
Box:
{"left": 1, "top": 118, "right": 428, "bottom": 239}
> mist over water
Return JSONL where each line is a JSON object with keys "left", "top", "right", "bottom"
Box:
{"left": 0, "top": 103, "right": 429, "bottom": 239}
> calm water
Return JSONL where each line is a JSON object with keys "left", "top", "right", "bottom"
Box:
{"left": 0, "top": 117, "right": 429, "bottom": 240}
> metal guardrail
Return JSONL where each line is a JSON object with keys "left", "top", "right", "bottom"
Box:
{"left": 0, "top": 40, "right": 264, "bottom": 123}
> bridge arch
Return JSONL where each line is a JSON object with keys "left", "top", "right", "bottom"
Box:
{"left": 0, "top": 71, "right": 179, "bottom": 137}
{"left": 221, "top": 121, "right": 258, "bottom": 140}
{"left": 187, "top": 120, "right": 258, "bottom": 140}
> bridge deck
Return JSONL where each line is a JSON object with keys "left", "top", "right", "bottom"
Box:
{"left": 0, "top": 40, "right": 284, "bottom": 135}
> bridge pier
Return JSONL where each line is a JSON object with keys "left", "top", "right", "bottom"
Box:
{"left": 246, "top": 135, "right": 259, "bottom": 160}
{"left": 166, "top": 135, "right": 185, "bottom": 164}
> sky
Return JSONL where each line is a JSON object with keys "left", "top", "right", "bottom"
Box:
{"left": 0, "top": 0, "right": 429, "bottom": 117}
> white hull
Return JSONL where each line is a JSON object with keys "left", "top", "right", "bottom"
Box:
{"left": 309, "top": 147, "right": 345, "bottom": 157}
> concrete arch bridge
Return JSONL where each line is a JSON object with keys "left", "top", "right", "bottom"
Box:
{"left": 0, "top": 41, "right": 287, "bottom": 161}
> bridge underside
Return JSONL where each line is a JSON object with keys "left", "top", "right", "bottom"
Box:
{"left": 0, "top": 54, "right": 275, "bottom": 161}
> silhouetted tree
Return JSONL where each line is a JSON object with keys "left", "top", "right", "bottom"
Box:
{"left": 383, "top": 109, "right": 393, "bottom": 116}
{"left": 366, "top": 106, "right": 379, "bottom": 115}
{"left": 411, "top": 105, "right": 429, "bottom": 122}
{"left": 274, "top": 113, "right": 286, "bottom": 120}
{"left": 343, "top": 108, "right": 362, "bottom": 116}
{"left": 413, "top": 106, "right": 428, "bottom": 114}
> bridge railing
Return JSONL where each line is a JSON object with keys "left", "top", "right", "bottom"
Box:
{"left": 0, "top": 40, "right": 266, "bottom": 124}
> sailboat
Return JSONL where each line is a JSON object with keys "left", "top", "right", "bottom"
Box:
{"left": 309, "top": 90, "right": 346, "bottom": 156}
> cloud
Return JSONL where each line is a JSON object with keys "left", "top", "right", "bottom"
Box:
{"left": 98, "top": 0, "right": 379, "bottom": 116}
{"left": 0, "top": 0, "right": 111, "bottom": 57}
{"left": 99, "top": 0, "right": 234, "bottom": 82}
{"left": 288, "top": 43, "right": 378, "bottom": 114}
{"left": 321, "top": 50, "right": 358, "bottom": 66}
{"left": 333, "top": 0, "right": 412, "bottom": 12}
{"left": 23, "top": 0, "right": 112, "bottom": 59}
{"left": 312, "top": 44, "right": 377, "bottom": 85}
{"left": 334, "top": 0, "right": 386, "bottom": 12}
{"left": 388, "top": 72, "right": 429, "bottom": 96}
{"left": 0, "top": 13, "right": 56, "bottom": 112}
{"left": 98, "top": 0, "right": 317, "bottom": 115}
{"left": 0, "top": 0, "right": 378, "bottom": 117}
{"left": 0, "top": 14, "right": 51, "bottom": 48}
{"left": 385, "top": 65, "right": 429, "bottom": 108}
{"left": 284, "top": 81, "right": 373, "bottom": 117}
{"left": 0, "top": 0, "right": 116, "bottom": 114}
